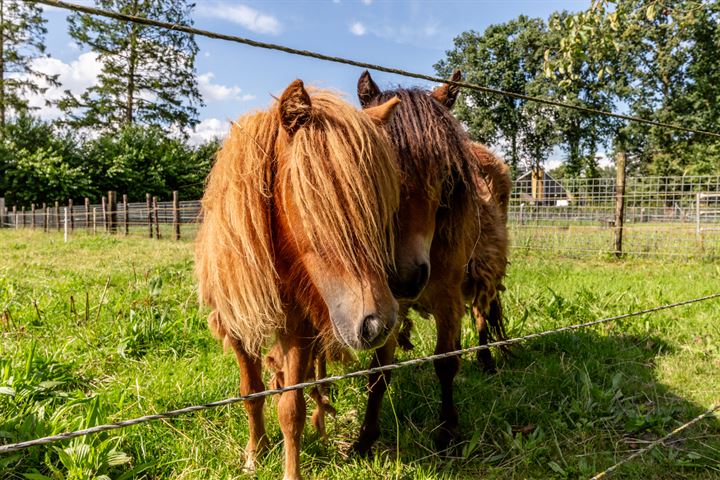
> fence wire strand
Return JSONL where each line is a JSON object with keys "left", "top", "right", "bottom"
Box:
{"left": 35, "top": 0, "right": 720, "bottom": 139}
{"left": 589, "top": 403, "right": 720, "bottom": 480}
{"left": 1, "top": 292, "right": 718, "bottom": 454}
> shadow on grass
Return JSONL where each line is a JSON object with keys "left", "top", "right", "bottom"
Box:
{"left": 344, "top": 330, "right": 720, "bottom": 479}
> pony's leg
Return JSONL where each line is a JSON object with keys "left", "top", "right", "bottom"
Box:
{"left": 474, "top": 306, "right": 496, "bottom": 373}
{"left": 277, "top": 331, "right": 312, "bottom": 480}
{"left": 433, "top": 299, "right": 464, "bottom": 452}
{"left": 353, "top": 322, "right": 400, "bottom": 456}
{"left": 310, "top": 352, "right": 336, "bottom": 442}
{"left": 226, "top": 336, "right": 268, "bottom": 471}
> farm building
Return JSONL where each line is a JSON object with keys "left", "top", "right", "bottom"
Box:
{"left": 514, "top": 167, "right": 571, "bottom": 205}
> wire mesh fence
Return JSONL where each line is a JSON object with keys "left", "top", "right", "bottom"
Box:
{"left": 510, "top": 174, "right": 720, "bottom": 258}
{"left": 3, "top": 175, "right": 720, "bottom": 257}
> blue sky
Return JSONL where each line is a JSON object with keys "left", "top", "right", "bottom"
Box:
{"left": 36, "top": 0, "right": 588, "bottom": 146}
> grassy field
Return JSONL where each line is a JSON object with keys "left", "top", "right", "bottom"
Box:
{"left": 1, "top": 230, "right": 719, "bottom": 479}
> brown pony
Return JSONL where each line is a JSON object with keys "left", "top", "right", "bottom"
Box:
{"left": 195, "top": 80, "right": 402, "bottom": 480}
{"left": 353, "top": 70, "right": 511, "bottom": 454}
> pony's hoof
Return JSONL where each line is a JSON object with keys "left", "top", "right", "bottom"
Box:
{"left": 435, "top": 423, "right": 462, "bottom": 454}
{"left": 242, "top": 453, "right": 258, "bottom": 473}
{"left": 476, "top": 351, "right": 496, "bottom": 373}
{"left": 352, "top": 428, "right": 379, "bottom": 457}
{"left": 351, "top": 440, "right": 373, "bottom": 458}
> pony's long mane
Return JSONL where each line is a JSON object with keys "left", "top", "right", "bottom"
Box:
{"left": 195, "top": 88, "right": 399, "bottom": 353}
{"left": 370, "top": 88, "right": 482, "bottom": 244}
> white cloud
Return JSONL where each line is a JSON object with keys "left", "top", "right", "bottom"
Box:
{"left": 196, "top": 3, "right": 281, "bottom": 35}
{"left": 361, "top": 0, "right": 373, "bottom": 5}
{"left": 350, "top": 20, "right": 442, "bottom": 44}
{"left": 14, "top": 52, "right": 102, "bottom": 120}
{"left": 198, "top": 72, "right": 254, "bottom": 103}
{"left": 187, "top": 117, "right": 229, "bottom": 145}
{"left": 198, "top": 72, "right": 241, "bottom": 101}
{"left": 350, "top": 22, "right": 366, "bottom": 36}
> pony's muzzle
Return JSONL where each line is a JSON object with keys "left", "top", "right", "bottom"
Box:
{"left": 390, "top": 261, "right": 430, "bottom": 300}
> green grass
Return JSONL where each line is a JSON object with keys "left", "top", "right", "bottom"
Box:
{"left": 1, "top": 229, "right": 719, "bottom": 479}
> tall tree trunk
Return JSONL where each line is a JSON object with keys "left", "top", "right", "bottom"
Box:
{"left": 125, "top": 0, "right": 138, "bottom": 125}
{"left": 0, "top": 0, "right": 6, "bottom": 131}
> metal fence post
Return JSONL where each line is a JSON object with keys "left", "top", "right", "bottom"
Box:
{"left": 614, "top": 152, "right": 627, "bottom": 258}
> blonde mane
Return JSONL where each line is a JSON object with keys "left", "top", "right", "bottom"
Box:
{"left": 195, "top": 88, "right": 399, "bottom": 353}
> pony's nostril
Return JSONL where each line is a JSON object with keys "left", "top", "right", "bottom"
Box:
{"left": 416, "top": 262, "right": 430, "bottom": 289}
{"left": 360, "top": 314, "right": 383, "bottom": 346}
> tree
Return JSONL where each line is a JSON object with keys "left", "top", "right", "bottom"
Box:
{"left": 0, "top": 0, "right": 57, "bottom": 129}
{"left": 544, "top": 10, "right": 625, "bottom": 177}
{"left": 435, "top": 16, "right": 558, "bottom": 173}
{"left": 58, "top": 0, "right": 202, "bottom": 132}
{"left": 546, "top": 0, "right": 720, "bottom": 176}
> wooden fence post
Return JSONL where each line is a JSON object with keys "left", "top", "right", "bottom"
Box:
{"left": 31, "top": 204, "right": 36, "bottom": 229}
{"left": 101, "top": 196, "right": 107, "bottom": 233}
{"left": 84, "top": 197, "right": 90, "bottom": 229}
{"left": 614, "top": 151, "right": 627, "bottom": 258}
{"left": 93, "top": 208, "right": 97, "bottom": 234}
{"left": 55, "top": 201, "right": 60, "bottom": 231}
{"left": 12, "top": 205, "right": 17, "bottom": 229}
{"left": 43, "top": 203, "right": 48, "bottom": 232}
{"left": 108, "top": 191, "right": 117, "bottom": 234}
{"left": 21, "top": 206, "right": 25, "bottom": 228}
{"left": 153, "top": 196, "right": 160, "bottom": 239}
{"left": 146, "top": 193, "right": 152, "bottom": 238}
{"left": 172, "top": 191, "right": 180, "bottom": 240}
{"left": 123, "top": 194, "right": 129, "bottom": 235}
{"left": 68, "top": 199, "right": 74, "bottom": 231}
{"left": 64, "top": 207, "right": 68, "bottom": 243}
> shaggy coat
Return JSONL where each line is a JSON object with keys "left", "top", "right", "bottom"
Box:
{"left": 354, "top": 70, "right": 511, "bottom": 454}
{"left": 195, "top": 81, "right": 401, "bottom": 480}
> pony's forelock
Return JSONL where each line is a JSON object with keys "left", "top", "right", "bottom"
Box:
{"left": 278, "top": 89, "right": 400, "bottom": 277}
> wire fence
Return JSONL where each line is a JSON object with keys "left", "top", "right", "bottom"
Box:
{"left": 510, "top": 174, "right": 720, "bottom": 258}
{"left": 4, "top": 175, "right": 720, "bottom": 258}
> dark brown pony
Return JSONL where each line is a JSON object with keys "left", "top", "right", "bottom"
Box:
{"left": 353, "top": 70, "right": 511, "bottom": 454}
{"left": 195, "top": 80, "right": 402, "bottom": 480}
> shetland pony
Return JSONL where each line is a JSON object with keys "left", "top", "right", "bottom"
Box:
{"left": 395, "top": 140, "right": 512, "bottom": 363}
{"left": 195, "top": 80, "right": 401, "bottom": 480}
{"left": 353, "top": 70, "right": 511, "bottom": 454}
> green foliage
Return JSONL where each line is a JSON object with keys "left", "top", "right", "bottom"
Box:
{"left": 545, "top": 0, "right": 720, "bottom": 176}
{"left": 0, "top": 0, "right": 58, "bottom": 128}
{"left": 58, "top": 0, "right": 202, "bottom": 132}
{"left": 437, "top": 1, "right": 720, "bottom": 177}
{"left": 0, "top": 115, "right": 90, "bottom": 205}
{"left": 81, "top": 123, "right": 217, "bottom": 201}
{"left": 0, "top": 115, "right": 217, "bottom": 206}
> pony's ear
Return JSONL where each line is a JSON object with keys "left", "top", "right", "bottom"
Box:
{"left": 279, "top": 79, "right": 312, "bottom": 135}
{"left": 363, "top": 96, "right": 400, "bottom": 125}
{"left": 357, "top": 70, "right": 381, "bottom": 108}
{"left": 431, "top": 69, "right": 462, "bottom": 109}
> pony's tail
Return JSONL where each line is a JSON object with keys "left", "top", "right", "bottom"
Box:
{"left": 471, "top": 286, "right": 510, "bottom": 373}
{"left": 485, "top": 290, "right": 509, "bottom": 349}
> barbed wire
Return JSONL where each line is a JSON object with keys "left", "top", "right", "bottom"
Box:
{"left": 1, "top": 292, "right": 718, "bottom": 454}
{"left": 36, "top": 0, "right": 720, "bottom": 139}
{"left": 589, "top": 403, "right": 720, "bottom": 479}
